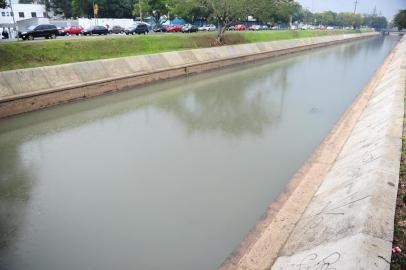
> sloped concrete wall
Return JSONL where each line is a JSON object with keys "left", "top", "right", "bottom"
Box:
{"left": 269, "top": 36, "right": 406, "bottom": 270}
{"left": 0, "top": 32, "right": 377, "bottom": 118}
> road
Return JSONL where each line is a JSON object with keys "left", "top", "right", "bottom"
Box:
{"left": 0, "top": 30, "right": 217, "bottom": 43}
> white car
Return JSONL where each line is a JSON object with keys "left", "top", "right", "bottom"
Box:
{"left": 326, "top": 26, "right": 334, "bottom": 30}
{"left": 198, "top": 24, "right": 216, "bottom": 31}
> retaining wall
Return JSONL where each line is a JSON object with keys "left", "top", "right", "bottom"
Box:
{"left": 219, "top": 35, "right": 405, "bottom": 270}
{"left": 270, "top": 36, "right": 406, "bottom": 269}
{"left": 0, "top": 32, "right": 377, "bottom": 118}
{"left": 222, "top": 35, "right": 405, "bottom": 270}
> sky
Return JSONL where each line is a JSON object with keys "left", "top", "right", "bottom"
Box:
{"left": 297, "top": 0, "right": 405, "bottom": 19}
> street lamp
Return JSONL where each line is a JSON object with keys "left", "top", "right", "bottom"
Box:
{"left": 8, "top": 0, "right": 18, "bottom": 40}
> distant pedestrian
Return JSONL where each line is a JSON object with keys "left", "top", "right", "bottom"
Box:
{"left": 2, "top": 29, "right": 8, "bottom": 40}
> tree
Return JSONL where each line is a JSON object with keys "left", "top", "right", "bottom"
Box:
{"left": 275, "top": 0, "right": 302, "bottom": 27}
{"left": 363, "top": 15, "right": 387, "bottom": 30}
{"left": 205, "top": 0, "right": 251, "bottom": 44}
{"left": 72, "top": 0, "right": 92, "bottom": 18}
{"left": 97, "top": 0, "right": 135, "bottom": 18}
{"left": 0, "top": 0, "right": 7, "bottom": 9}
{"left": 315, "top": 11, "right": 336, "bottom": 26}
{"left": 394, "top": 10, "right": 406, "bottom": 30}
{"left": 50, "top": 0, "right": 73, "bottom": 18}
{"left": 169, "top": 0, "right": 209, "bottom": 23}
{"left": 133, "top": 0, "right": 148, "bottom": 20}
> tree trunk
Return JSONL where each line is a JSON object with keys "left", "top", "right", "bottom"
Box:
{"left": 289, "top": 15, "right": 293, "bottom": 29}
{"left": 139, "top": 1, "right": 143, "bottom": 21}
{"left": 215, "top": 20, "right": 227, "bottom": 46}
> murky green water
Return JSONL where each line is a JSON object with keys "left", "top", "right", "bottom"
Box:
{"left": 0, "top": 35, "right": 400, "bottom": 270}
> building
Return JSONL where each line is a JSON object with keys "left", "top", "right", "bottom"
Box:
{"left": 0, "top": 3, "right": 46, "bottom": 28}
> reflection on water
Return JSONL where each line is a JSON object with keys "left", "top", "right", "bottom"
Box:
{"left": 0, "top": 35, "right": 400, "bottom": 270}
{"left": 154, "top": 65, "right": 290, "bottom": 137}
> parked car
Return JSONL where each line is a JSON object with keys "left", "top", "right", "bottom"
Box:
{"left": 234, "top": 24, "right": 246, "bottom": 31}
{"left": 182, "top": 24, "right": 198, "bottom": 33}
{"left": 19, "top": 24, "right": 59, "bottom": 40}
{"left": 300, "top": 24, "right": 309, "bottom": 30}
{"left": 153, "top": 25, "right": 168, "bottom": 32}
{"left": 125, "top": 23, "right": 149, "bottom": 35}
{"left": 249, "top": 25, "right": 262, "bottom": 31}
{"left": 83, "top": 26, "right": 109, "bottom": 36}
{"left": 271, "top": 25, "right": 280, "bottom": 30}
{"left": 63, "top": 26, "right": 83, "bottom": 35}
{"left": 57, "top": 27, "right": 67, "bottom": 36}
{"left": 198, "top": 24, "right": 216, "bottom": 31}
{"left": 261, "top": 25, "right": 269, "bottom": 30}
{"left": 166, "top": 25, "right": 183, "bottom": 32}
{"left": 110, "top": 25, "right": 125, "bottom": 34}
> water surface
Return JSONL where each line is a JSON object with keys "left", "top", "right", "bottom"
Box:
{"left": 0, "top": 35, "right": 399, "bottom": 270}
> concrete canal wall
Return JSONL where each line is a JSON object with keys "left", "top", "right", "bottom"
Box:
{"left": 0, "top": 32, "right": 377, "bottom": 118}
{"left": 220, "top": 36, "right": 406, "bottom": 270}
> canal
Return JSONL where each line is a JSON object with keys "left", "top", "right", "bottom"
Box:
{"left": 0, "top": 35, "right": 400, "bottom": 270}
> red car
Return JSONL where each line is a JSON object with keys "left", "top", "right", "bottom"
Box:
{"left": 63, "top": 26, "right": 84, "bottom": 35}
{"left": 165, "top": 25, "right": 182, "bottom": 32}
{"left": 234, "top": 24, "right": 246, "bottom": 31}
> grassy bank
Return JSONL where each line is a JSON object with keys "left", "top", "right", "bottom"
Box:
{"left": 0, "top": 30, "right": 361, "bottom": 71}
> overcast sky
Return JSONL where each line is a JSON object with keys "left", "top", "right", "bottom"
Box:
{"left": 297, "top": 0, "right": 405, "bottom": 19}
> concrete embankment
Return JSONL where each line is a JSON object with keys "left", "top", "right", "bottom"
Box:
{"left": 0, "top": 32, "right": 377, "bottom": 118}
{"left": 220, "top": 36, "right": 406, "bottom": 270}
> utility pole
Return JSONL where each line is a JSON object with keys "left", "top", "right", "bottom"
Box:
{"left": 8, "top": 0, "right": 18, "bottom": 40}
{"left": 354, "top": 0, "right": 358, "bottom": 14}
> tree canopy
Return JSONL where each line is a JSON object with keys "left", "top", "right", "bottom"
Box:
{"left": 0, "top": 0, "right": 7, "bottom": 9}
{"left": 394, "top": 10, "right": 406, "bottom": 30}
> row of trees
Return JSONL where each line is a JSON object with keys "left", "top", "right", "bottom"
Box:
{"left": 2, "top": 1, "right": 403, "bottom": 43}
{"left": 300, "top": 11, "right": 388, "bottom": 29}
{"left": 4, "top": 0, "right": 390, "bottom": 30}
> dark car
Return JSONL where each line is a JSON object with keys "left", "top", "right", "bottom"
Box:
{"left": 83, "top": 26, "right": 109, "bottom": 36}
{"left": 182, "top": 24, "right": 198, "bottom": 33}
{"left": 125, "top": 23, "right": 149, "bottom": 35}
{"left": 109, "top": 25, "right": 125, "bottom": 34}
{"left": 153, "top": 25, "right": 168, "bottom": 32}
{"left": 19, "top": 24, "right": 59, "bottom": 40}
{"left": 57, "top": 27, "right": 67, "bottom": 36}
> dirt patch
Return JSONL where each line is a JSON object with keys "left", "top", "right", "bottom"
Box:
{"left": 187, "top": 33, "right": 247, "bottom": 48}
{"left": 222, "top": 34, "right": 247, "bottom": 45}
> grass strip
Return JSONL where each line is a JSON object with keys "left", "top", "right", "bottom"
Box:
{"left": 0, "top": 30, "right": 362, "bottom": 72}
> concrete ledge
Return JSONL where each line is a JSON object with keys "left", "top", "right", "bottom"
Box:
{"left": 0, "top": 32, "right": 377, "bottom": 118}
{"left": 220, "top": 34, "right": 399, "bottom": 270}
{"left": 219, "top": 35, "right": 406, "bottom": 270}
{"left": 268, "top": 36, "right": 406, "bottom": 269}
